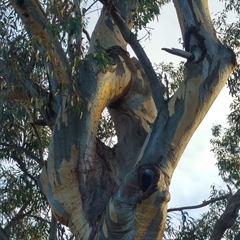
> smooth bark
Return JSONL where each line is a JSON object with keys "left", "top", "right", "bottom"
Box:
{"left": 7, "top": 0, "right": 237, "bottom": 239}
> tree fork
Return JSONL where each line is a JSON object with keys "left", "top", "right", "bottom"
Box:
{"left": 24, "top": 0, "right": 237, "bottom": 239}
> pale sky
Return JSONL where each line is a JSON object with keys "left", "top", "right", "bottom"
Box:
{"left": 85, "top": 1, "right": 235, "bottom": 220}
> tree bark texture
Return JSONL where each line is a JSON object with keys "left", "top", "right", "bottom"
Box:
{"left": 210, "top": 189, "right": 240, "bottom": 240}
{"left": 9, "top": 0, "right": 237, "bottom": 239}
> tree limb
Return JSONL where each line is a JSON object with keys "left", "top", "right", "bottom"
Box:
{"left": 136, "top": 0, "right": 237, "bottom": 178}
{"left": 10, "top": 0, "right": 71, "bottom": 86}
{"left": 162, "top": 47, "right": 194, "bottom": 60}
{"left": 167, "top": 194, "right": 231, "bottom": 212}
{"left": 83, "top": 27, "right": 91, "bottom": 42}
{"left": 210, "top": 189, "right": 240, "bottom": 240}
{"left": 99, "top": 0, "right": 165, "bottom": 112}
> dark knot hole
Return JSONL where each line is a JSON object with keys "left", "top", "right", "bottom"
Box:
{"left": 141, "top": 169, "right": 154, "bottom": 193}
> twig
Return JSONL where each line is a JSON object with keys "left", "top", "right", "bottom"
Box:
{"left": 83, "top": 0, "right": 99, "bottom": 15}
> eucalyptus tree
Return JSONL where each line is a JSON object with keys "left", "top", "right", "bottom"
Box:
{"left": 0, "top": 0, "right": 238, "bottom": 239}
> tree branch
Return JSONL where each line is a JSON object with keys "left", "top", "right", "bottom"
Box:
{"left": 83, "top": 27, "right": 91, "bottom": 42}
{"left": 162, "top": 47, "right": 194, "bottom": 60}
{"left": 0, "top": 142, "right": 43, "bottom": 167}
{"left": 4, "top": 201, "right": 31, "bottom": 232}
{"left": 210, "top": 189, "right": 240, "bottom": 240}
{"left": 99, "top": 0, "right": 165, "bottom": 112}
{"left": 31, "top": 122, "right": 44, "bottom": 164}
{"left": 136, "top": 0, "right": 236, "bottom": 178}
{"left": 10, "top": 0, "right": 71, "bottom": 86}
{"left": 73, "top": 0, "right": 83, "bottom": 57}
{"left": 167, "top": 194, "right": 231, "bottom": 212}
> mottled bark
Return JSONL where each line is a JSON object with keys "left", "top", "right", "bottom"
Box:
{"left": 9, "top": 0, "right": 237, "bottom": 239}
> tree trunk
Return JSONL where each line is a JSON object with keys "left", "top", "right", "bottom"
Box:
{"left": 10, "top": 0, "right": 237, "bottom": 239}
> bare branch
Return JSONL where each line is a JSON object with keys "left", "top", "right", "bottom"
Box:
{"left": 83, "top": 0, "right": 98, "bottom": 14}
{"left": 0, "top": 142, "right": 43, "bottom": 167}
{"left": 167, "top": 194, "right": 231, "bottom": 212}
{"left": 83, "top": 28, "right": 91, "bottom": 42}
{"left": 162, "top": 47, "right": 194, "bottom": 60}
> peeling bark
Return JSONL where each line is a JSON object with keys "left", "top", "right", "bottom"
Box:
{"left": 8, "top": 0, "right": 238, "bottom": 239}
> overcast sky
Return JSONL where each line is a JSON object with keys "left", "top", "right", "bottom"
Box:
{"left": 86, "top": 0, "right": 235, "bottom": 220}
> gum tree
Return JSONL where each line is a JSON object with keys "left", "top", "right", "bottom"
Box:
{"left": 1, "top": 0, "right": 238, "bottom": 239}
